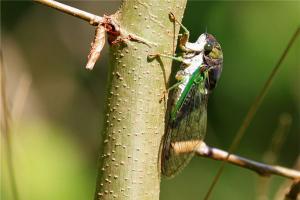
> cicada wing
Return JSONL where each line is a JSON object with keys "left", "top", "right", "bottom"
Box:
{"left": 161, "top": 84, "right": 208, "bottom": 178}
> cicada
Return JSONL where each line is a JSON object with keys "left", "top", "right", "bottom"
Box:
{"left": 158, "top": 14, "right": 224, "bottom": 178}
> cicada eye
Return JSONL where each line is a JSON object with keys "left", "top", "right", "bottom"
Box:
{"left": 204, "top": 43, "right": 213, "bottom": 53}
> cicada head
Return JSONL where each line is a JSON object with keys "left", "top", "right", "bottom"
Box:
{"left": 202, "top": 33, "right": 224, "bottom": 91}
{"left": 203, "top": 34, "right": 223, "bottom": 60}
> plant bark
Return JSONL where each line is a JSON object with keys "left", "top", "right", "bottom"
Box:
{"left": 95, "top": 1, "right": 187, "bottom": 200}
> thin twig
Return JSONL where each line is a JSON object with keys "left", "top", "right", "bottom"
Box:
{"left": 263, "top": 113, "right": 292, "bottom": 164}
{"left": 257, "top": 113, "right": 292, "bottom": 200}
{"left": 204, "top": 27, "right": 300, "bottom": 200}
{"left": 34, "top": 0, "right": 155, "bottom": 70}
{"left": 171, "top": 141, "right": 300, "bottom": 180}
{"left": 275, "top": 156, "right": 300, "bottom": 200}
{"left": 34, "top": 0, "right": 103, "bottom": 26}
{"left": 285, "top": 180, "right": 300, "bottom": 200}
{"left": 1, "top": 52, "right": 20, "bottom": 199}
{"left": 192, "top": 141, "right": 300, "bottom": 180}
{"left": 12, "top": 74, "right": 32, "bottom": 125}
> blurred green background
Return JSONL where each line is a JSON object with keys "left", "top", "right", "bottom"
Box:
{"left": 1, "top": 1, "right": 299, "bottom": 200}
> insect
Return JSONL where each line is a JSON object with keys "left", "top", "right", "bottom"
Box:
{"left": 155, "top": 13, "right": 223, "bottom": 178}
{"left": 156, "top": 11, "right": 300, "bottom": 199}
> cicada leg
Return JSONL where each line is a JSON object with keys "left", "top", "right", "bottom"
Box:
{"left": 147, "top": 53, "right": 188, "bottom": 103}
{"left": 159, "top": 69, "right": 187, "bottom": 102}
{"left": 148, "top": 12, "right": 194, "bottom": 63}
{"left": 151, "top": 53, "right": 184, "bottom": 62}
{"left": 159, "top": 78, "right": 185, "bottom": 102}
{"left": 169, "top": 12, "right": 192, "bottom": 53}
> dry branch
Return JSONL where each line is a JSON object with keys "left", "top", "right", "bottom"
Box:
{"left": 196, "top": 142, "right": 300, "bottom": 180}
{"left": 285, "top": 180, "right": 300, "bottom": 200}
{"left": 34, "top": 0, "right": 103, "bottom": 25}
{"left": 172, "top": 141, "right": 300, "bottom": 180}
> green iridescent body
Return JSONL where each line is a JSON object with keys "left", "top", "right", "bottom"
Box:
{"left": 159, "top": 18, "right": 223, "bottom": 178}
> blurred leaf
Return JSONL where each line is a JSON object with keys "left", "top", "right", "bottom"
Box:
{"left": 2, "top": 122, "right": 95, "bottom": 200}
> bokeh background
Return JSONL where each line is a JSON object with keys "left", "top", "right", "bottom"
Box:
{"left": 1, "top": 1, "right": 299, "bottom": 200}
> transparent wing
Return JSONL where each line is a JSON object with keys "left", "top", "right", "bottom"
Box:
{"left": 161, "top": 83, "right": 208, "bottom": 178}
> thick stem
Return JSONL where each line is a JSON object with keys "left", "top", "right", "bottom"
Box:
{"left": 95, "top": 1, "right": 187, "bottom": 200}
{"left": 34, "top": 0, "right": 187, "bottom": 199}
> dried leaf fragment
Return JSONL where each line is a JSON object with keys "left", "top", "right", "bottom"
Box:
{"left": 86, "top": 24, "right": 106, "bottom": 70}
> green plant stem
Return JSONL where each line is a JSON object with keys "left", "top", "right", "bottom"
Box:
{"left": 95, "top": 1, "right": 187, "bottom": 199}
{"left": 34, "top": 0, "right": 187, "bottom": 199}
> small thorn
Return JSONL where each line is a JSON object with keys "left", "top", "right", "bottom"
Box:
{"left": 169, "top": 12, "right": 175, "bottom": 22}
{"left": 147, "top": 54, "right": 159, "bottom": 61}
